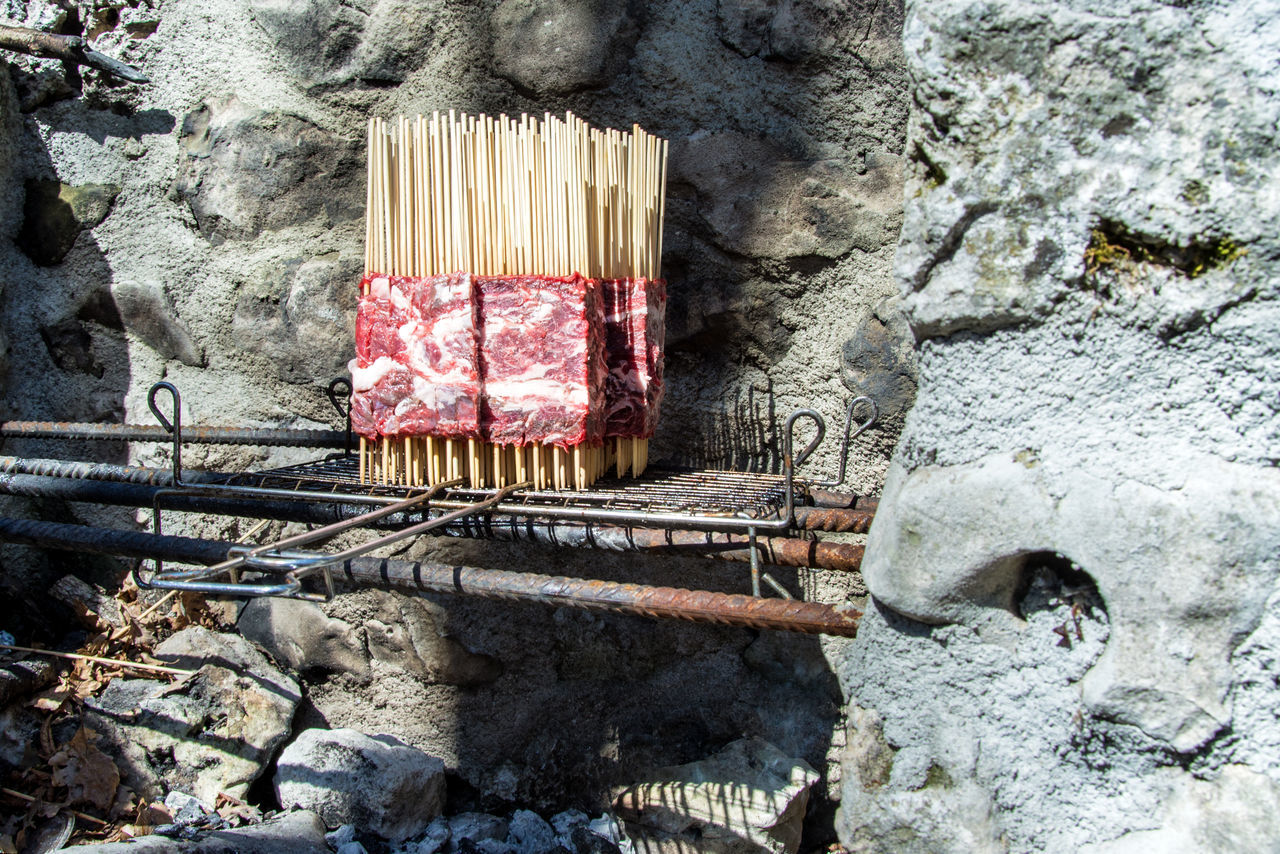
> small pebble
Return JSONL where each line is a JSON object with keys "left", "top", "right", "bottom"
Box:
{"left": 327, "top": 824, "right": 358, "bottom": 848}
{"left": 163, "top": 791, "right": 210, "bottom": 825}
{"left": 413, "top": 817, "right": 451, "bottom": 854}
{"left": 550, "top": 809, "right": 589, "bottom": 841}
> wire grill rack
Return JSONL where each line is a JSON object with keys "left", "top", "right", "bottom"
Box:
{"left": 219, "top": 454, "right": 794, "bottom": 530}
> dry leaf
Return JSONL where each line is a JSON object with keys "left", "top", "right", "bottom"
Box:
{"left": 48, "top": 728, "right": 119, "bottom": 812}
{"left": 30, "top": 689, "right": 73, "bottom": 713}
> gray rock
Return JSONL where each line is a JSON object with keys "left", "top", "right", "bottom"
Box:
{"left": 671, "top": 133, "right": 903, "bottom": 260}
{"left": 170, "top": 96, "right": 363, "bottom": 243}
{"left": 614, "top": 737, "right": 818, "bottom": 854}
{"left": 864, "top": 447, "right": 1280, "bottom": 753}
{"left": 326, "top": 824, "right": 358, "bottom": 848}
{"left": 506, "top": 810, "right": 557, "bottom": 854}
{"left": 449, "top": 813, "right": 509, "bottom": 850}
{"left": 838, "top": 0, "right": 1280, "bottom": 850}
{"left": 82, "top": 626, "right": 301, "bottom": 805}
{"left": 470, "top": 841, "right": 517, "bottom": 854}
{"left": 1078, "top": 765, "right": 1280, "bottom": 854}
{"left": 250, "top": 0, "right": 437, "bottom": 89}
{"left": 60, "top": 809, "right": 329, "bottom": 852}
{"left": 112, "top": 279, "right": 206, "bottom": 367}
{"left": 238, "top": 597, "right": 370, "bottom": 679}
{"left": 362, "top": 590, "right": 503, "bottom": 686}
{"left": 412, "top": 817, "right": 451, "bottom": 854}
{"left": 550, "top": 810, "right": 589, "bottom": 840}
{"left": 569, "top": 827, "right": 621, "bottom": 854}
{"left": 38, "top": 317, "right": 101, "bottom": 377}
{"left": 0, "top": 658, "right": 56, "bottom": 708}
{"left": 337, "top": 843, "right": 369, "bottom": 854}
{"left": 491, "top": 0, "right": 637, "bottom": 96}
{"left": 163, "top": 791, "right": 211, "bottom": 825}
{"left": 716, "top": 0, "right": 867, "bottom": 63}
{"left": 231, "top": 252, "right": 360, "bottom": 385}
{"left": 16, "top": 179, "right": 119, "bottom": 267}
{"left": 839, "top": 297, "right": 917, "bottom": 421}
{"left": 585, "top": 815, "right": 624, "bottom": 847}
{"left": 275, "top": 727, "right": 446, "bottom": 842}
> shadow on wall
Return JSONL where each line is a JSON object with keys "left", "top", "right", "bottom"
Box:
{"left": 0, "top": 59, "right": 185, "bottom": 624}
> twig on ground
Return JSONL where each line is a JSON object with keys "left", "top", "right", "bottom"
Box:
{"left": 0, "top": 644, "right": 193, "bottom": 677}
{"left": 0, "top": 24, "right": 149, "bottom": 83}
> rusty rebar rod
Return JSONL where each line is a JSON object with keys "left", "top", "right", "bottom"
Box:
{"left": 0, "top": 422, "right": 347, "bottom": 448}
{"left": 792, "top": 505, "right": 876, "bottom": 533}
{"left": 0, "top": 517, "right": 862, "bottom": 636}
{"left": 443, "top": 518, "right": 864, "bottom": 572}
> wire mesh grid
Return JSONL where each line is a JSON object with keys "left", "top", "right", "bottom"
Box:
{"left": 225, "top": 454, "right": 795, "bottom": 520}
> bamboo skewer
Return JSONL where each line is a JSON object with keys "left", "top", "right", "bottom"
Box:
{"left": 360, "top": 112, "right": 666, "bottom": 489}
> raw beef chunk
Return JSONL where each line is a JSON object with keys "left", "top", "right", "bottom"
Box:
{"left": 349, "top": 272, "right": 480, "bottom": 439}
{"left": 477, "top": 274, "right": 606, "bottom": 447}
{"left": 602, "top": 277, "right": 666, "bottom": 438}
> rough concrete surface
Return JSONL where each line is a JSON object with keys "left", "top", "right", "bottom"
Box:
{"left": 839, "top": 0, "right": 1280, "bottom": 851}
{"left": 0, "top": 0, "right": 907, "bottom": 826}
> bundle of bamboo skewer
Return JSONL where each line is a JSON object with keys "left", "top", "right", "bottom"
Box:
{"left": 360, "top": 110, "right": 667, "bottom": 491}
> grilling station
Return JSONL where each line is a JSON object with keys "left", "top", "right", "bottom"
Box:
{"left": 0, "top": 382, "right": 876, "bottom": 637}
{"left": 0, "top": 110, "right": 878, "bottom": 639}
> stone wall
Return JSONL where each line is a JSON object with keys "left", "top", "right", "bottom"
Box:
{"left": 0, "top": 0, "right": 909, "bottom": 824}
{"left": 837, "top": 1, "right": 1280, "bottom": 851}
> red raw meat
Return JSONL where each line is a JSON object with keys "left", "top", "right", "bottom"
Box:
{"left": 477, "top": 274, "right": 606, "bottom": 447}
{"left": 602, "top": 278, "right": 666, "bottom": 438}
{"left": 349, "top": 272, "right": 480, "bottom": 439}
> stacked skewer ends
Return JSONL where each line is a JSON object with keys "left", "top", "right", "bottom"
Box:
{"left": 350, "top": 110, "right": 668, "bottom": 491}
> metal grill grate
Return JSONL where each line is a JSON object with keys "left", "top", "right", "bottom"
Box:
{"left": 228, "top": 454, "right": 794, "bottom": 522}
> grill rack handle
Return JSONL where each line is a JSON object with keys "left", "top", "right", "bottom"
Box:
{"left": 784, "top": 396, "right": 877, "bottom": 491}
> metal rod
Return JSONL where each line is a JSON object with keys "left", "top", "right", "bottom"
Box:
{"left": 0, "top": 469, "right": 864, "bottom": 571}
{"left": 0, "top": 517, "right": 862, "bottom": 637}
{"left": 440, "top": 518, "right": 865, "bottom": 572}
{"left": 792, "top": 506, "right": 876, "bottom": 534}
{"left": 0, "top": 421, "right": 348, "bottom": 448}
{"left": 749, "top": 527, "right": 761, "bottom": 597}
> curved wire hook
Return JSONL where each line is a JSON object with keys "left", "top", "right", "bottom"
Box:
{"left": 327, "top": 377, "right": 354, "bottom": 456}
{"left": 813, "top": 396, "right": 878, "bottom": 489}
{"left": 147, "top": 381, "right": 183, "bottom": 485}
{"left": 783, "top": 396, "right": 878, "bottom": 490}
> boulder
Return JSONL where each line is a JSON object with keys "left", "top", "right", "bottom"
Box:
{"left": 671, "top": 133, "right": 902, "bottom": 260}
{"left": 231, "top": 252, "right": 360, "bottom": 385}
{"left": 839, "top": 0, "right": 1280, "bottom": 849}
{"left": 171, "top": 96, "right": 364, "bottom": 243}
{"left": 112, "top": 279, "right": 205, "bottom": 367}
{"left": 17, "top": 179, "right": 119, "bottom": 266}
{"left": 238, "top": 596, "right": 371, "bottom": 679}
{"left": 614, "top": 737, "right": 818, "bottom": 854}
{"left": 506, "top": 809, "right": 557, "bottom": 854}
{"left": 83, "top": 627, "right": 300, "bottom": 805}
{"left": 491, "top": 0, "right": 637, "bottom": 96}
{"left": 361, "top": 590, "right": 503, "bottom": 686}
{"left": 1078, "top": 765, "right": 1280, "bottom": 853}
{"left": 249, "top": 0, "right": 437, "bottom": 89}
{"left": 274, "top": 727, "right": 447, "bottom": 842}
